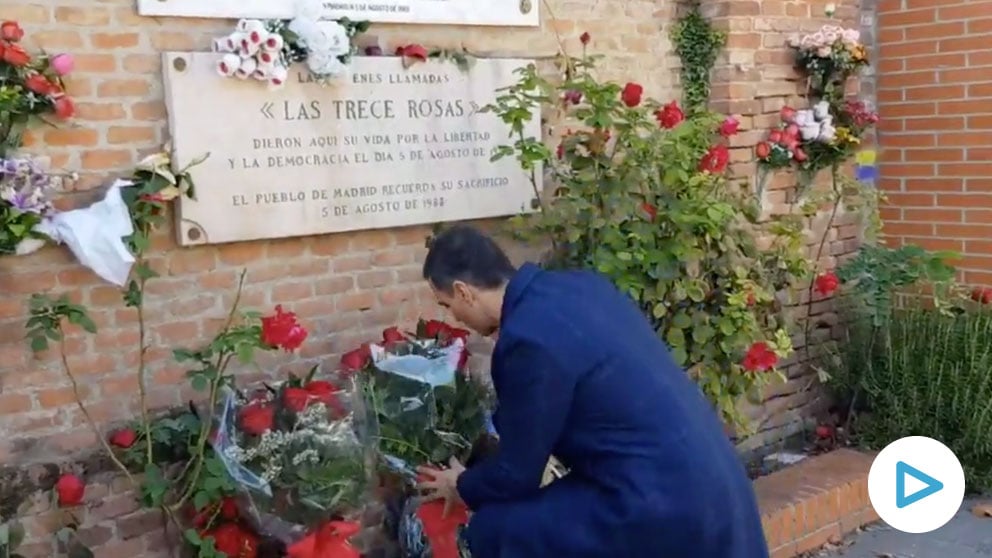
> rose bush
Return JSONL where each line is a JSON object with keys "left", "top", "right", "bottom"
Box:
{"left": 484, "top": 41, "right": 802, "bottom": 428}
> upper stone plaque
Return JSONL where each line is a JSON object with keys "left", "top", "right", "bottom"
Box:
{"left": 136, "top": 0, "right": 539, "bottom": 27}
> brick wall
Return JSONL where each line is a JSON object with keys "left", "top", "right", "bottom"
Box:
{"left": 875, "top": 0, "right": 992, "bottom": 286}
{"left": 0, "top": 2, "right": 679, "bottom": 554}
{"left": 0, "top": 0, "right": 873, "bottom": 554}
{"left": 703, "top": 0, "right": 867, "bottom": 451}
{"left": 0, "top": 0, "right": 677, "bottom": 465}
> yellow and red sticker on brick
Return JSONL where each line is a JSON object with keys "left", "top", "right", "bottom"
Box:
{"left": 755, "top": 449, "right": 879, "bottom": 558}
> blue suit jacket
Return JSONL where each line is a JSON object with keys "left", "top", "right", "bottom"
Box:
{"left": 456, "top": 263, "right": 769, "bottom": 558}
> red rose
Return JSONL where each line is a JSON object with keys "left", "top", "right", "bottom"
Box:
{"left": 0, "top": 21, "right": 24, "bottom": 42}
{"left": 304, "top": 380, "right": 338, "bottom": 404}
{"left": 654, "top": 100, "right": 684, "bottom": 129}
{"left": 620, "top": 82, "right": 643, "bottom": 108}
{"left": 396, "top": 44, "right": 428, "bottom": 61}
{"left": 340, "top": 345, "right": 371, "bottom": 373}
{"left": 423, "top": 319, "right": 451, "bottom": 339}
{"left": 382, "top": 326, "right": 405, "bottom": 344}
{"left": 755, "top": 142, "right": 771, "bottom": 159}
{"left": 815, "top": 425, "right": 834, "bottom": 439}
{"left": 793, "top": 147, "right": 808, "bottom": 162}
{"left": 641, "top": 202, "right": 657, "bottom": 221}
{"left": 447, "top": 327, "right": 470, "bottom": 344}
{"left": 742, "top": 341, "right": 777, "bottom": 372}
{"left": 55, "top": 474, "right": 85, "bottom": 507}
{"left": 971, "top": 287, "right": 992, "bottom": 304}
{"left": 208, "top": 523, "right": 259, "bottom": 558}
{"left": 239, "top": 403, "right": 274, "bottom": 435}
{"left": 746, "top": 292, "right": 756, "bottom": 306}
{"left": 780, "top": 106, "right": 797, "bottom": 122}
{"left": 220, "top": 497, "right": 239, "bottom": 520}
{"left": 784, "top": 123, "right": 800, "bottom": 139}
{"left": 24, "top": 73, "right": 54, "bottom": 95}
{"left": 579, "top": 31, "right": 591, "bottom": 45}
{"left": 305, "top": 380, "right": 346, "bottom": 418}
{"left": 768, "top": 130, "right": 783, "bottom": 144}
{"left": 53, "top": 96, "right": 74, "bottom": 119}
{"left": 260, "top": 305, "right": 308, "bottom": 351}
{"left": 2, "top": 42, "right": 30, "bottom": 66}
{"left": 109, "top": 428, "right": 137, "bottom": 448}
{"left": 562, "top": 89, "right": 582, "bottom": 105}
{"left": 698, "top": 144, "right": 729, "bottom": 174}
{"left": 283, "top": 387, "right": 311, "bottom": 413}
{"left": 718, "top": 116, "right": 740, "bottom": 137}
{"left": 813, "top": 271, "right": 840, "bottom": 296}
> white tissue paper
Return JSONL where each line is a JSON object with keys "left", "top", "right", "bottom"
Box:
{"left": 37, "top": 179, "right": 136, "bottom": 287}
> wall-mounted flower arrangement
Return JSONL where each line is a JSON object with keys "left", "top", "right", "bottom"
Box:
{"left": 211, "top": 0, "right": 369, "bottom": 88}
{"left": 0, "top": 20, "right": 76, "bottom": 156}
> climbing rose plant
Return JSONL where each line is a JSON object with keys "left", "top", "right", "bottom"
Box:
{"left": 484, "top": 42, "right": 806, "bottom": 429}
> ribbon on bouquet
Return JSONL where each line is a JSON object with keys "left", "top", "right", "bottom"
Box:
{"left": 286, "top": 521, "right": 361, "bottom": 558}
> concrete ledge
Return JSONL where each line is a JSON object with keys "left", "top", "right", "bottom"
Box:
{"left": 755, "top": 449, "right": 879, "bottom": 558}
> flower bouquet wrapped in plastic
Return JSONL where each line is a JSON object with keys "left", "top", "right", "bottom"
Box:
{"left": 212, "top": 371, "right": 372, "bottom": 557}
{"left": 343, "top": 320, "right": 495, "bottom": 558}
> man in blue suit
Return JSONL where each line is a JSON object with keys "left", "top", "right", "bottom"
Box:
{"left": 416, "top": 225, "right": 769, "bottom": 558}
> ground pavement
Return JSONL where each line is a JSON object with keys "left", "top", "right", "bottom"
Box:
{"left": 817, "top": 498, "right": 992, "bottom": 557}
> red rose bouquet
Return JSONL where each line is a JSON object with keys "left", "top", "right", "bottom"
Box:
{"left": 349, "top": 319, "right": 492, "bottom": 479}
{"left": 0, "top": 20, "right": 76, "bottom": 156}
{"left": 347, "top": 320, "right": 493, "bottom": 558}
{"left": 211, "top": 370, "right": 371, "bottom": 555}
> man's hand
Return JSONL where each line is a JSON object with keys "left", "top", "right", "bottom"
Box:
{"left": 416, "top": 457, "right": 466, "bottom": 517}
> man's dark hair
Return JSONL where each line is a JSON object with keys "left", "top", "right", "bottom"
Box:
{"left": 422, "top": 224, "right": 517, "bottom": 292}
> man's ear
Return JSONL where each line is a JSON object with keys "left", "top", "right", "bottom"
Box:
{"left": 451, "top": 280, "right": 473, "bottom": 303}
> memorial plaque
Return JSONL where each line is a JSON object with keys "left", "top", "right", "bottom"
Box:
{"left": 162, "top": 52, "right": 541, "bottom": 246}
{"left": 137, "top": 0, "right": 538, "bottom": 27}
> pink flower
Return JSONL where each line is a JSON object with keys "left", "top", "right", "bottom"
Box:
{"left": 49, "top": 53, "right": 74, "bottom": 76}
{"left": 718, "top": 116, "right": 740, "bottom": 137}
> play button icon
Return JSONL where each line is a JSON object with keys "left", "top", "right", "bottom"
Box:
{"left": 895, "top": 461, "right": 943, "bottom": 508}
{"left": 868, "top": 436, "right": 965, "bottom": 533}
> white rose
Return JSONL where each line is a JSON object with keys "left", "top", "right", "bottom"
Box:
{"left": 800, "top": 124, "right": 820, "bottom": 141}
{"left": 288, "top": 18, "right": 319, "bottom": 45}
{"left": 842, "top": 29, "right": 861, "bottom": 43}
{"left": 794, "top": 110, "right": 814, "bottom": 127}
{"left": 314, "top": 21, "right": 351, "bottom": 57}
{"left": 818, "top": 124, "right": 836, "bottom": 142}
{"left": 813, "top": 101, "right": 831, "bottom": 120}
{"left": 307, "top": 50, "right": 347, "bottom": 77}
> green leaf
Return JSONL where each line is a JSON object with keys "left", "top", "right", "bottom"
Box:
{"left": 29, "top": 336, "right": 48, "bottom": 352}
{"left": 671, "top": 312, "right": 692, "bottom": 330}
{"left": 191, "top": 374, "right": 209, "bottom": 392}
{"left": 193, "top": 491, "right": 211, "bottom": 511}
{"left": 183, "top": 529, "right": 202, "bottom": 546}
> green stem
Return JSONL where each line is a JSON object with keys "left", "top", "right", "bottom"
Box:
{"left": 58, "top": 335, "right": 137, "bottom": 486}
{"left": 803, "top": 165, "right": 843, "bottom": 362}
{"left": 170, "top": 270, "right": 247, "bottom": 511}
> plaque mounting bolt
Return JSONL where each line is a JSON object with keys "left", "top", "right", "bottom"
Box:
{"left": 172, "top": 56, "right": 187, "bottom": 72}
{"left": 519, "top": 0, "right": 532, "bottom": 14}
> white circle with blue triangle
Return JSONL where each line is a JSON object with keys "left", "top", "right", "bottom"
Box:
{"left": 867, "top": 436, "right": 966, "bottom": 533}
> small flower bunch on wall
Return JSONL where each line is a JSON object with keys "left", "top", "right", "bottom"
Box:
{"left": 788, "top": 23, "right": 869, "bottom": 100}
{"left": 0, "top": 20, "right": 75, "bottom": 156}
{"left": 212, "top": 0, "right": 369, "bottom": 88}
{"left": 757, "top": 8, "right": 877, "bottom": 181}
{"left": 0, "top": 156, "right": 61, "bottom": 255}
